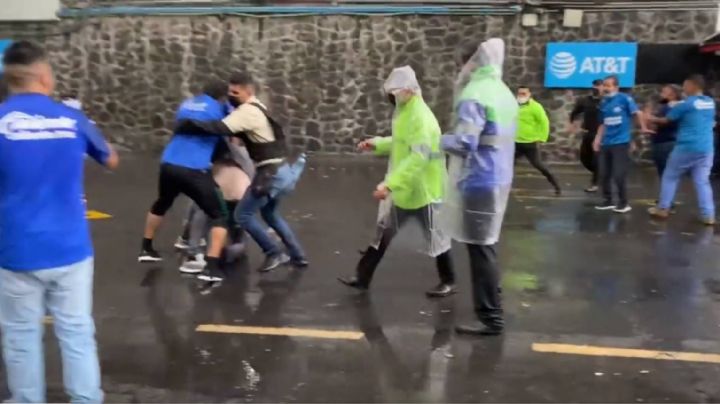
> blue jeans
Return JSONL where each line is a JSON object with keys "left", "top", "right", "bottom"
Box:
{"left": 659, "top": 150, "right": 715, "bottom": 218}
{"left": 235, "top": 191, "right": 305, "bottom": 261}
{"left": 0, "top": 258, "right": 102, "bottom": 403}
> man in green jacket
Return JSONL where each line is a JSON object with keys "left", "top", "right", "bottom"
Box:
{"left": 516, "top": 86, "right": 561, "bottom": 195}
{"left": 339, "top": 66, "right": 455, "bottom": 298}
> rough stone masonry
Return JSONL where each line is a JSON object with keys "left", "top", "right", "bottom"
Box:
{"left": 0, "top": 9, "right": 716, "bottom": 160}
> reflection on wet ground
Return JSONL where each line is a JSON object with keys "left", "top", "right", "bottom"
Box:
{"left": 14, "top": 154, "right": 720, "bottom": 402}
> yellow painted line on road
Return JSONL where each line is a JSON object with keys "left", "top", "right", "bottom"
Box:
{"left": 196, "top": 324, "right": 365, "bottom": 340}
{"left": 533, "top": 343, "right": 720, "bottom": 364}
{"left": 86, "top": 210, "right": 112, "bottom": 220}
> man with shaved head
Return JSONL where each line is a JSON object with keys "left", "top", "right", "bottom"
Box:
{"left": 0, "top": 41, "right": 117, "bottom": 402}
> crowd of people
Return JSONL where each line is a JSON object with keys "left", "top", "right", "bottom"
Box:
{"left": 0, "top": 35, "right": 717, "bottom": 402}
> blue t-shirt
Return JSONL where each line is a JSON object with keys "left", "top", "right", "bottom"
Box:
{"left": 667, "top": 95, "right": 716, "bottom": 154}
{"left": 161, "top": 94, "right": 225, "bottom": 170}
{"left": 599, "top": 93, "right": 639, "bottom": 146}
{"left": 0, "top": 93, "right": 110, "bottom": 271}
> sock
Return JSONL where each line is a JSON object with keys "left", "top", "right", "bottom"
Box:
{"left": 142, "top": 238, "right": 153, "bottom": 251}
{"left": 205, "top": 256, "right": 220, "bottom": 272}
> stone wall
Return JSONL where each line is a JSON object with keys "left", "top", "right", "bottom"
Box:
{"left": 0, "top": 9, "right": 716, "bottom": 160}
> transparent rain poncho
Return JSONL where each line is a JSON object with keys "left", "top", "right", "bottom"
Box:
{"left": 369, "top": 66, "right": 451, "bottom": 257}
{"left": 439, "top": 38, "right": 519, "bottom": 246}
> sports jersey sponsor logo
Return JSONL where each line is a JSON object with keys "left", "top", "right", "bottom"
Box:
{"left": 693, "top": 99, "right": 715, "bottom": 110}
{"left": 181, "top": 100, "right": 208, "bottom": 112}
{"left": 604, "top": 116, "right": 622, "bottom": 126}
{"left": 0, "top": 111, "right": 77, "bottom": 141}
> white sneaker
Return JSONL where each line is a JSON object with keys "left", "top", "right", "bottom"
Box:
{"left": 179, "top": 254, "right": 206, "bottom": 274}
{"left": 174, "top": 237, "right": 189, "bottom": 250}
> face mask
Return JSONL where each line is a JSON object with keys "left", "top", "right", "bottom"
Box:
{"left": 387, "top": 93, "right": 396, "bottom": 106}
{"left": 517, "top": 96, "right": 530, "bottom": 104}
{"left": 228, "top": 96, "right": 242, "bottom": 108}
{"left": 604, "top": 91, "right": 618, "bottom": 98}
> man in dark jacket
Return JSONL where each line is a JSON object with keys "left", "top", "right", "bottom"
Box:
{"left": 570, "top": 79, "right": 603, "bottom": 192}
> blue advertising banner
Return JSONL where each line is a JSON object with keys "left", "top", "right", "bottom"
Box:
{"left": 544, "top": 42, "right": 638, "bottom": 88}
{"left": 0, "top": 40, "right": 12, "bottom": 73}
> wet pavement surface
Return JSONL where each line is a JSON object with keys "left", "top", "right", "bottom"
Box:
{"left": 8, "top": 153, "right": 720, "bottom": 402}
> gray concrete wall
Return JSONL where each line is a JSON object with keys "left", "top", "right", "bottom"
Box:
{"left": 0, "top": 10, "right": 716, "bottom": 159}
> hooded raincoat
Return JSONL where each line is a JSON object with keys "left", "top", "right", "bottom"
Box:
{"left": 439, "top": 38, "right": 518, "bottom": 246}
{"left": 369, "top": 66, "right": 451, "bottom": 257}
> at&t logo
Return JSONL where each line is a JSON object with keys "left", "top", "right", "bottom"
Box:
{"left": 549, "top": 52, "right": 577, "bottom": 79}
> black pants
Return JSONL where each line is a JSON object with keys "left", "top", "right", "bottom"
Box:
{"left": 356, "top": 205, "right": 455, "bottom": 287}
{"left": 579, "top": 132, "right": 598, "bottom": 185}
{"left": 466, "top": 243, "right": 503, "bottom": 328}
{"left": 150, "top": 163, "right": 227, "bottom": 226}
{"left": 515, "top": 142, "right": 561, "bottom": 190}
{"left": 598, "top": 144, "right": 630, "bottom": 206}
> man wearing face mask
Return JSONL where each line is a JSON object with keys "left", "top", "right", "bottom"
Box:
{"left": 515, "top": 86, "right": 561, "bottom": 195}
{"left": 593, "top": 75, "right": 651, "bottom": 213}
{"left": 139, "top": 80, "right": 230, "bottom": 280}
{"left": 338, "top": 66, "right": 455, "bottom": 297}
{"left": 440, "top": 38, "right": 518, "bottom": 336}
{"left": 175, "top": 72, "right": 307, "bottom": 281}
{"left": 570, "top": 79, "right": 603, "bottom": 192}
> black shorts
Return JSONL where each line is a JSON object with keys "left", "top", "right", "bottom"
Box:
{"left": 150, "top": 163, "right": 228, "bottom": 225}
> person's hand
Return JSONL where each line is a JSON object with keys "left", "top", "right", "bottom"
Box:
{"left": 641, "top": 126, "right": 656, "bottom": 135}
{"left": 569, "top": 121, "right": 581, "bottom": 135}
{"left": 373, "top": 183, "right": 390, "bottom": 200}
{"left": 629, "top": 141, "right": 637, "bottom": 153}
{"left": 357, "top": 139, "right": 375, "bottom": 152}
{"left": 592, "top": 138, "right": 601, "bottom": 152}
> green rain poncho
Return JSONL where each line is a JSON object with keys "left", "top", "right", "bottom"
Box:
{"left": 368, "top": 66, "right": 450, "bottom": 257}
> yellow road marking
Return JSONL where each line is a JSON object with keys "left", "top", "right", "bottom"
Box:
{"left": 86, "top": 210, "right": 112, "bottom": 220}
{"left": 533, "top": 343, "right": 720, "bottom": 364}
{"left": 196, "top": 324, "right": 364, "bottom": 340}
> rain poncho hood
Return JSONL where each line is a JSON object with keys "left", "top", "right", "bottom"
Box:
{"left": 440, "top": 38, "right": 518, "bottom": 245}
{"left": 369, "top": 66, "right": 450, "bottom": 256}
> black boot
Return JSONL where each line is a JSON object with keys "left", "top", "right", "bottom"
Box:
{"left": 455, "top": 321, "right": 503, "bottom": 336}
{"left": 339, "top": 246, "right": 383, "bottom": 291}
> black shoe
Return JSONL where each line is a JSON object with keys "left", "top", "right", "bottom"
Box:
{"left": 258, "top": 253, "right": 290, "bottom": 273}
{"left": 455, "top": 321, "right": 504, "bottom": 336}
{"left": 197, "top": 266, "right": 226, "bottom": 282}
{"left": 138, "top": 248, "right": 162, "bottom": 263}
{"left": 338, "top": 276, "right": 368, "bottom": 291}
{"left": 425, "top": 283, "right": 457, "bottom": 298}
{"left": 290, "top": 258, "right": 309, "bottom": 268}
{"left": 554, "top": 188, "right": 562, "bottom": 196}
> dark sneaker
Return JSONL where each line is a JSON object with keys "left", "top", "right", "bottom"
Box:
{"left": 425, "top": 283, "right": 457, "bottom": 298}
{"left": 554, "top": 188, "right": 562, "bottom": 196}
{"left": 179, "top": 254, "right": 206, "bottom": 274}
{"left": 290, "top": 258, "right": 310, "bottom": 268}
{"left": 613, "top": 204, "right": 632, "bottom": 214}
{"left": 138, "top": 248, "right": 162, "bottom": 263}
{"left": 701, "top": 216, "right": 716, "bottom": 226}
{"left": 338, "top": 276, "right": 369, "bottom": 291}
{"left": 258, "top": 253, "right": 290, "bottom": 273}
{"left": 197, "top": 266, "right": 225, "bottom": 282}
{"left": 594, "top": 201, "right": 616, "bottom": 211}
{"left": 455, "top": 321, "right": 504, "bottom": 336}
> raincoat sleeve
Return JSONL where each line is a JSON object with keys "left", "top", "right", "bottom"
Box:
{"left": 441, "top": 101, "right": 486, "bottom": 156}
{"left": 384, "top": 121, "right": 432, "bottom": 193}
{"left": 372, "top": 136, "right": 392, "bottom": 156}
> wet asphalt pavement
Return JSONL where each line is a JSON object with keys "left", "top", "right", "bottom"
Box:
{"left": 7, "top": 153, "right": 720, "bottom": 403}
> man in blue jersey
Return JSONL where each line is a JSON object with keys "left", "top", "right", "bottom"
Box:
{"left": 0, "top": 41, "right": 118, "bottom": 403}
{"left": 593, "top": 75, "right": 650, "bottom": 213}
{"left": 649, "top": 75, "right": 717, "bottom": 225}
{"left": 139, "top": 80, "right": 230, "bottom": 279}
